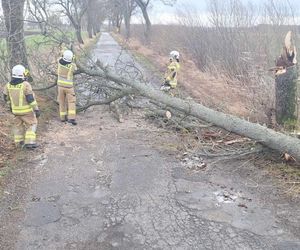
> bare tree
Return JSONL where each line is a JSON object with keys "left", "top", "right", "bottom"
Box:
{"left": 123, "top": 0, "right": 137, "bottom": 39}
{"left": 133, "top": 0, "right": 177, "bottom": 42}
{"left": 55, "top": 0, "right": 87, "bottom": 44}
{"left": 26, "top": 0, "right": 50, "bottom": 35}
{"left": 107, "top": 0, "right": 123, "bottom": 33}
{"left": 262, "top": 0, "right": 292, "bottom": 26}
{"left": 86, "top": 0, "right": 104, "bottom": 38}
{"left": 134, "top": 0, "right": 151, "bottom": 42}
{"left": 2, "top": 0, "right": 29, "bottom": 68}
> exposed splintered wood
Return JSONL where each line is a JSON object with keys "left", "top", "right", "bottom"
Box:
{"left": 78, "top": 63, "right": 300, "bottom": 162}
{"left": 275, "top": 31, "right": 298, "bottom": 125}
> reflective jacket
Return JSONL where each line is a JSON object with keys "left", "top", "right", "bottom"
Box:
{"left": 165, "top": 61, "right": 180, "bottom": 88}
{"left": 57, "top": 59, "right": 76, "bottom": 88}
{"left": 3, "top": 80, "right": 38, "bottom": 115}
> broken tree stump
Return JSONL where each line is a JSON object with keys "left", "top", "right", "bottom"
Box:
{"left": 275, "top": 31, "right": 298, "bottom": 125}
{"left": 275, "top": 65, "right": 298, "bottom": 125}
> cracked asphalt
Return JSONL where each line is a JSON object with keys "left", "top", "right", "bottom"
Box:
{"left": 1, "top": 33, "right": 300, "bottom": 250}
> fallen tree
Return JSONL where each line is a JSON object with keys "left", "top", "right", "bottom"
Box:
{"left": 77, "top": 62, "right": 300, "bottom": 162}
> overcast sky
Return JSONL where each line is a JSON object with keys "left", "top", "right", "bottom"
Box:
{"left": 147, "top": 0, "right": 300, "bottom": 24}
{"left": 149, "top": 0, "right": 206, "bottom": 24}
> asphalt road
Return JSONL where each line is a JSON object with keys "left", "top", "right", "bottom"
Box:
{"left": 0, "top": 33, "right": 300, "bottom": 250}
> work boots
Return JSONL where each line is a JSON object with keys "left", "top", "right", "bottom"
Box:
{"left": 160, "top": 84, "right": 171, "bottom": 91}
{"left": 61, "top": 115, "right": 67, "bottom": 122}
{"left": 24, "top": 144, "right": 38, "bottom": 149}
{"left": 68, "top": 119, "right": 77, "bottom": 125}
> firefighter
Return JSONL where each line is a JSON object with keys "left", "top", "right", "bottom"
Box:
{"left": 3, "top": 65, "right": 40, "bottom": 149}
{"left": 57, "top": 50, "right": 77, "bottom": 125}
{"left": 160, "top": 51, "right": 181, "bottom": 91}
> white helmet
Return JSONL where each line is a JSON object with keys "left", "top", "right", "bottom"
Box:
{"left": 170, "top": 50, "right": 180, "bottom": 60}
{"left": 63, "top": 50, "right": 74, "bottom": 62}
{"left": 12, "top": 65, "right": 26, "bottom": 79}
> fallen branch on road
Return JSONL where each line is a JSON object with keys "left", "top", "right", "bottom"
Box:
{"left": 33, "top": 82, "right": 57, "bottom": 91}
{"left": 77, "top": 61, "right": 300, "bottom": 162}
{"left": 76, "top": 88, "right": 135, "bottom": 112}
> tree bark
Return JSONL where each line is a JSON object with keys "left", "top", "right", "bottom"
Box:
{"left": 275, "top": 31, "right": 298, "bottom": 125}
{"left": 141, "top": 6, "right": 151, "bottom": 42}
{"left": 135, "top": 0, "right": 151, "bottom": 43}
{"left": 87, "top": 21, "right": 93, "bottom": 39}
{"left": 2, "top": 0, "right": 29, "bottom": 68}
{"left": 78, "top": 63, "right": 300, "bottom": 161}
{"left": 124, "top": 14, "right": 131, "bottom": 39}
{"left": 75, "top": 24, "right": 84, "bottom": 44}
{"left": 275, "top": 65, "right": 298, "bottom": 125}
{"left": 94, "top": 21, "right": 100, "bottom": 34}
{"left": 87, "top": 0, "right": 94, "bottom": 38}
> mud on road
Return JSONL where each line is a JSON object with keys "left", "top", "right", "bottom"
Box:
{"left": 0, "top": 33, "right": 300, "bottom": 250}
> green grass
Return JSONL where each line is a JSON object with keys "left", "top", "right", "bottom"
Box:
{"left": 25, "top": 31, "right": 77, "bottom": 50}
{"left": 25, "top": 35, "right": 55, "bottom": 50}
{"left": 0, "top": 30, "right": 96, "bottom": 54}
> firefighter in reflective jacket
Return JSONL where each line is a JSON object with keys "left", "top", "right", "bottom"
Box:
{"left": 57, "top": 50, "right": 77, "bottom": 125}
{"left": 160, "top": 51, "right": 181, "bottom": 91}
{"left": 3, "top": 65, "right": 40, "bottom": 149}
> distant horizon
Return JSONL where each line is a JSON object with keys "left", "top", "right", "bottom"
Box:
{"left": 128, "top": 22, "right": 300, "bottom": 28}
{"left": 144, "top": 0, "right": 300, "bottom": 25}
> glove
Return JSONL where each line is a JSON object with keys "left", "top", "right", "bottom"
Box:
{"left": 164, "top": 80, "right": 171, "bottom": 86}
{"left": 26, "top": 75, "right": 33, "bottom": 82}
{"left": 34, "top": 109, "right": 41, "bottom": 118}
{"left": 24, "top": 69, "right": 33, "bottom": 82}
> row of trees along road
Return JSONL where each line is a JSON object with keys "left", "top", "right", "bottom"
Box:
{"left": 108, "top": 0, "right": 177, "bottom": 41}
{"left": 1, "top": 0, "right": 300, "bottom": 161}
{"left": 1, "top": 0, "right": 107, "bottom": 68}
{"left": 1, "top": 0, "right": 175, "bottom": 69}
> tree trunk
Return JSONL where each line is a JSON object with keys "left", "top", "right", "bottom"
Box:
{"left": 95, "top": 21, "right": 100, "bottom": 33}
{"left": 135, "top": 0, "right": 151, "bottom": 43}
{"left": 94, "top": 15, "right": 101, "bottom": 34}
{"left": 116, "top": 15, "right": 122, "bottom": 33}
{"left": 75, "top": 25, "right": 84, "bottom": 44}
{"left": 78, "top": 63, "right": 300, "bottom": 161}
{"left": 87, "top": 21, "right": 93, "bottom": 39}
{"left": 124, "top": 15, "right": 131, "bottom": 39}
{"left": 87, "top": 0, "right": 93, "bottom": 38}
{"left": 2, "top": 0, "right": 29, "bottom": 69}
{"left": 275, "top": 66, "right": 298, "bottom": 125}
{"left": 141, "top": 6, "right": 151, "bottom": 42}
{"left": 92, "top": 19, "right": 98, "bottom": 35}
